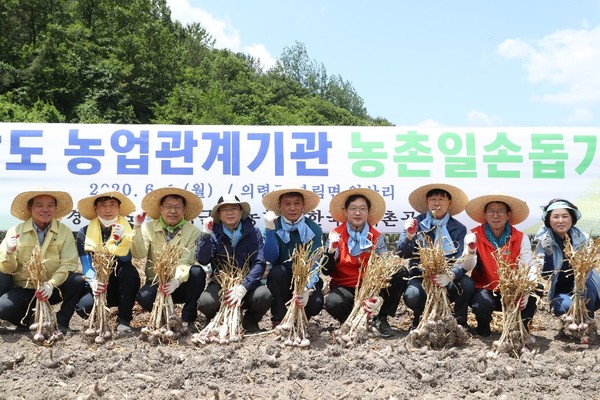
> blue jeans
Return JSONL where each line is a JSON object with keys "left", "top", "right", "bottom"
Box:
{"left": 551, "top": 276, "right": 600, "bottom": 318}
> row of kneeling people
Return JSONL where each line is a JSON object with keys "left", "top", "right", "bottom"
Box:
{"left": 0, "top": 183, "right": 595, "bottom": 339}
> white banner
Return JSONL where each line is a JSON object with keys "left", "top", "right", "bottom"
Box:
{"left": 1, "top": 123, "right": 599, "bottom": 235}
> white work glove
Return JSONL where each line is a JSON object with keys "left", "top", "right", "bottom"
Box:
{"left": 263, "top": 211, "right": 278, "bottom": 230}
{"left": 133, "top": 211, "right": 147, "bottom": 228}
{"left": 89, "top": 279, "right": 108, "bottom": 297}
{"left": 540, "top": 234, "right": 553, "bottom": 256}
{"left": 433, "top": 272, "right": 454, "bottom": 287}
{"left": 203, "top": 217, "right": 214, "bottom": 235}
{"left": 327, "top": 232, "right": 340, "bottom": 253}
{"left": 111, "top": 224, "right": 124, "bottom": 241}
{"left": 518, "top": 293, "right": 529, "bottom": 311}
{"left": 159, "top": 278, "right": 180, "bottom": 295}
{"left": 465, "top": 232, "right": 477, "bottom": 254}
{"left": 363, "top": 295, "right": 383, "bottom": 316}
{"left": 36, "top": 281, "right": 54, "bottom": 301}
{"left": 293, "top": 289, "right": 311, "bottom": 308}
{"left": 225, "top": 284, "right": 247, "bottom": 306}
{"left": 5, "top": 233, "right": 20, "bottom": 254}
{"left": 536, "top": 253, "right": 546, "bottom": 267}
{"left": 404, "top": 218, "right": 417, "bottom": 239}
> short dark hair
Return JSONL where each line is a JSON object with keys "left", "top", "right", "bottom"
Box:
{"left": 160, "top": 194, "right": 186, "bottom": 206}
{"left": 426, "top": 189, "right": 452, "bottom": 200}
{"left": 344, "top": 194, "right": 370, "bottom": 210}
{"left": 94, "top": 196, "right": 121, "bottom": 207}
{"left": 484, "top": 201, "right": 511, "bottom": 213}
{"left": 279, "top": 192, "right": 304, "bottom": 203}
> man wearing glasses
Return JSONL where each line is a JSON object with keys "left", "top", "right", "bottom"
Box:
{"left": 132, "top": 187, "right": 206, "bottom": 328}
{"left": 459, "top": 192, "right": 538, "bottom": 337}
{"left": 398, "top": 183, "right": 474, "bottom": 330}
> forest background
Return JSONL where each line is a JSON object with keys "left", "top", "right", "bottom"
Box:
{"left": 0, "top": 0, "right": 391, "bottom": 126}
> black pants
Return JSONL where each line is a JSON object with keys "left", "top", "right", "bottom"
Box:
{"left": 0, "top": 272, "right": 86, "bottom": 327}
{"left": 267, "top": 263, "right": 324, "bottom": 321}
{"left": 136, "top": 265, "right": 206, "bottom": 323}
{"left": 403, "top": 275, "right": 475, "bottom": 325}
{"left": 325, "top": 270, "right": 410, "bottom": 324}
{"left": 379, "top": 268, "right": 408, "bottom": 318}
{"left": 0, "top": 272, "right": 12, "bottom": 297}
{"left": 198, "top": 282, "right": 272, "bottom": 324}
{"left": 324, "top": 285, "right": 356, "bottom": 323}
{"left": 471, "top": 288, "right": 537, "bottom": 327}
{"left": 75, "top": 261, "right": 141, "bottom": 322}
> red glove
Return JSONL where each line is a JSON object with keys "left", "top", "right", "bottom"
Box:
{"left": 518, "top": 294, "right": 529, "bottom": 311}
{"left": 134, "top": 211, "right": 147, "bottom": 228}
{"left": 203, "top": 217, "right": 214, "bottom": 235}
{"left": 111, "top": 224, "right": 124, "bottom": 241}
{"left": 35, "top": 282, "right": 54, "bottom": 302}
{"left": 404, "top": 218, "right": 417, "bottom": 237}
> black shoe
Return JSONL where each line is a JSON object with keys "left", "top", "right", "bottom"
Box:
{"left": 371, "top": 316, "right": 395, "bottom": 338}
{"left": 242, "top": 320, "right": 264, "bottom": 334}
{"left": 476, "top": 323, "right": 491, "bottom": 337}
{"left": 58, "top": 324, "right": 76, "bottom": 334}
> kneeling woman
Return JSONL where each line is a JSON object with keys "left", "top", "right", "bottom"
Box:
{"left": 535, "top": 198, "right": 600, "bottom": 318}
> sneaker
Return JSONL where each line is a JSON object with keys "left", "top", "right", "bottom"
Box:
{"left": 371, "top": 316, "right": 395, "bottom": 338}
{"left": 116, "top": 320, "right": 132, "bottom": 332}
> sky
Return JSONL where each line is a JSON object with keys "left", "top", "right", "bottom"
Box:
{"left": 165, "top": 0, "right": 600, "bottom": 127}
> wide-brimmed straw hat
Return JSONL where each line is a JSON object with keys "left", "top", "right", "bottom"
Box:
{"left": 11, "top": 187, "right": 73, "bottom": 221}
{"left": 465, "top": 192, "right": 529, "bottom": 225}
{"left": 210, "top": 194, "right": 251, "bottom": 223}
{"left": 141, "top": 187, "right": 203, "bottom": 221}
{"left": 262, "top": 184, "right": 320, "bottom": 216}
{"left": 329, "top": 188, "right": 387, "bottom": 226}
{"left": 77, "top": 190, "right": 136, "bottom": 221}
{"left": 408, "top": 183, "right": 468, "bottom": 216}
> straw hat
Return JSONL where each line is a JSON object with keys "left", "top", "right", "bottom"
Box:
{"left": 11, "top": 187, "right": 73, "bottom": 221}
{"left": 329, "top": 188, "right": 387, "bottom": 226}
{"left": 77, "top": 190, "right": 136, "bottom": 221}
{"left": 465, "top": 192, "right": 529, "bottom": 225}
{"left": 141, "top": 187, "right": 203, "bottom": 221}
{"left": 261, "top": 184, "right": 320, "bottom": 216}
{"left": 210, "top": 194, "right": 252, "bottom": 223}
{"left": 408, "top": 183, "right": 468, "bottom": 216}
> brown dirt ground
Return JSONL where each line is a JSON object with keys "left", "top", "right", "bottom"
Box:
{"left": 1, "top": 296, "right": 600, "bottom": 400}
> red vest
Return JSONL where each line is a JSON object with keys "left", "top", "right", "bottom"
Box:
{"left": 470, "top": 224, "right": 523, "bottom": 290}
{"left": 330, "top": 224, "right": 381, "bottom": 288}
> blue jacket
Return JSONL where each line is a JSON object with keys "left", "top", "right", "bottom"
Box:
{"left": 535, "top": 225, "right": 600, "bottom": 301}
{"left": 396, "top": 213, "right": 466, "bottom": 279}
{"left": 196, "top": 218, "right": 266, "bottom": 292}
{"left": 263, "top": 217, "right": 323, "bottom": 289}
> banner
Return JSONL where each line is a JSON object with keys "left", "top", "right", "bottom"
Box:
{"left": 1, "top": 123, "right": 599, "bottom": 236}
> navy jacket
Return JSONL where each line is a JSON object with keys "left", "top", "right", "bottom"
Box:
{"left": 396, "top": 213, "right": 466, "bottom": 279}
{"left": 196, "top": 218, "right": 266, "bottom": 292}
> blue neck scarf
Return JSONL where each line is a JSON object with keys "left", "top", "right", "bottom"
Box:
{"left": 276, "top": 214, "right": 315, "bottom": 244}
{"left": 347, "top": 222, "right": 372, "bottom": 257}
{"left": 419, "top": 211, "right": 457, "bottom": 255}
{"left": 223, "top": 223, "right": 243, "bottom": 247}
{"left": 484, "top": 222, "right": 512, "bottom": 248}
